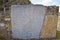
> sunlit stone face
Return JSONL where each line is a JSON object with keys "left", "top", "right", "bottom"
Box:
{"left": 11, "top": 5, "right": 46, "bottom": 39}
{"left": 57, "top": 16, "right": 60, "bottom": 31}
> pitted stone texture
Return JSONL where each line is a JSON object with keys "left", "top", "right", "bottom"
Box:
{"left": 40, "top": 15, "right": 57, "bottom": 38}
{"left": 11, "top": 5, "right": 46, "bottom": 39}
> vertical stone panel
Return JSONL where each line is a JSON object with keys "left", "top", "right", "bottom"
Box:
{"left": 40, "top": 15, "right": 58, "bottom": 38}
{"left": 11, "top": 5, "right": 46, "bottom": 39}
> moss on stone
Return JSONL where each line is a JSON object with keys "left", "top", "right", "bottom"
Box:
{"left": 56, "top": 31, "right": 60, "bottom": 39}
{"left": 24, "top": 0, "right": 31, "bottom": 4}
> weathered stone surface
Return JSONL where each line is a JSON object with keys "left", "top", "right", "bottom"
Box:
{"left": 46, "top": 6, "right": 59, "bottom": 15}
{"left": 11, "top": 5, "right": 46, "bottom": 39}
{"left": 40, "top": 15, "right": 58, "bottom": 38}
{"left": 57, "top": 16, "right": 60, "bottom": 31}
{"left": 0, "top": 29, "right": 7, "bottom": 38}
{"left": 11, "top": 5, "right": 58, "bottom": 39}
